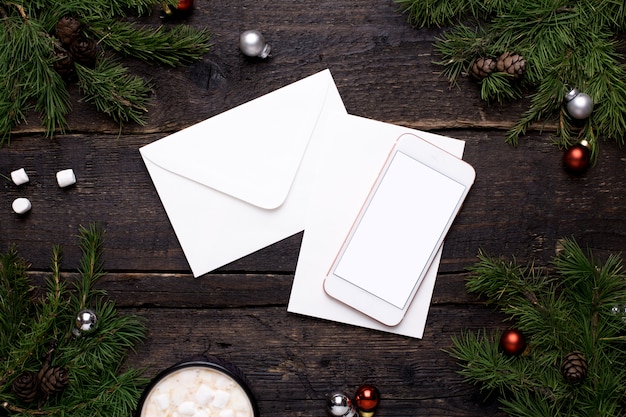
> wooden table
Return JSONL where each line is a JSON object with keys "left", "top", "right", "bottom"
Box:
{"left": 2, "top": 1, "right": 625, "bottom": 415}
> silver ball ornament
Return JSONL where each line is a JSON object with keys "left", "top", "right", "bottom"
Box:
{"left": 72, "top": 308, "right": 98, "bottom": 337}
{"left": 239, "top": 30, "right": 271, "bottom": 59}
{"left": 565, "top": 88, "right": 594, "bottom": 120}
{"left": 326, "top": 392, "right": 358, "bottom": 417}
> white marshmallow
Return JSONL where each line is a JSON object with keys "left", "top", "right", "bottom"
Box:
{"left": 56, "top": 169, "right": 76, "bottom": 188}
{"left": 12, "top": 198, "right": 32, "bottom": 214}
{"left": 177, "top": 401, "right": 196, "bottom": 416}
{"left": 10, "top": 168, "right": 29, "bottom": 185}
{"left": 211, "top": 390, "right": 231, "bottom": 408}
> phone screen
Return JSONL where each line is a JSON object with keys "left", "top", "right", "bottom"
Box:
{"left": 333, "top": 150, "right": 466, "bottom": 309}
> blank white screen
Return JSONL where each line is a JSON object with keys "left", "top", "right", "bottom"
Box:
{"left": 334, "top": 151, "right": 465, "bottom": 309}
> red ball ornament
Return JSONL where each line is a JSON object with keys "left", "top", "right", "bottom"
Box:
{"left": 563, "top": 142, "right": 591, "bottom": 173}
{"left": 354, "top": 384, "right": 380, "bottom": 417}
{"left": 500, "top": 329, "right": 526, "bottom": 355}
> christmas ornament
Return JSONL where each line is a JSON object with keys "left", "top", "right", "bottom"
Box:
{"left": 326, "top": 392, "right": 358, "bottom": 417}
{"left": 72, "top": 308, "right": 98, "bottom": 337}
{"left": 563, "top": 140, "right": 591, "bottom": 173}
{"left": 499, "top": 328, "right": 526, "bottom": 355}
{"left": 161, "top": 0, "right": 194, "bottom": 19}
{"left": 469, "top": 57, "right": 496, "bottom": 80}
{"left": 354, "top": 384, "right": 380, "bottom": 417}
{"left": 12, "top": 371, "right": 39, "bottom": 403}
{"left": 495, "top": 52, "right": 526, "bottom": 79}
{"left": 565, "top": 88, "right": 594, "bottom": 120}
{"left": 239, "top": 30, "right": 272, "bottom": 59}
{"left": 561, "top": 351, "right": 588, "bottom": 384}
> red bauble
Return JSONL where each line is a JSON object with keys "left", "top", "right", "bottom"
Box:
{"left": 176, "top": 0, "right": 194, "bottom": 11}
{"left": 500, "top": 329, "right": 526, "bottom": 355}
{"left": 563, "top": 143, "right": 591, "bottom": 173}
{"left": 354, "top": 384, "right": 380, "bottom": 415}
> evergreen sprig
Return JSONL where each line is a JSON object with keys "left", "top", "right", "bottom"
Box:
{"left": 0, "top": 223, "right": 147, "bottom": 417}
{"left": 447, "top": 238, "right": 626, "bottom": 416}
{"left": 397, "top": 0, "right": 626, "bottom": 161}
{"left": 0, "top": 0, "right": 211, "bottom": 145}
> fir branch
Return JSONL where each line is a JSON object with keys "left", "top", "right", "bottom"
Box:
{"left": 1, "top": 0, "right": 211, "bottom": 141}
{"left": 86, "top": 19, "right": 212, "bottom": 66}
{"left": 73, "top": 223, "right": 107, "bottom": 311}
{"left": 400, "top": 0, "right": 626, "bottom": 161}
{"left": 75, "top": 58, "right": 150, "bottom": 126}
{"left": 0, "top": 224, "right": 147, "bottom": 417}
{"left": 452, "top": 238, "right": 626, "bottom": 416}
{"left": 0, "top": 247, "right": 32, "bottom": 357}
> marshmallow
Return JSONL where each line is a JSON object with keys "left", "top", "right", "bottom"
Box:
{"left": 56, "top": 169, "right": 76, "bottom": 188}
{"left": 12, "top": 197, "right": 32, "bottom": 214}
{"left": 10, "top": 168, "right": 30, "bottom": 185}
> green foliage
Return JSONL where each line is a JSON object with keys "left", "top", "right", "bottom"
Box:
{"left": 447, "top": 238, "right": 626, "bottom": 416}
{"left": 0, "top": 0, "right": 211, "bottom": 144}
{"left": 396, "top": 0, "right": 626, "bottom": 161}
{"left": 0, "top": 223, "right": 147, "bottom": 417}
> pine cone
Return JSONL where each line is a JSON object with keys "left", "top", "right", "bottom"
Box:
{"left": 469, "top": 57, "right": 496, "bottom": 80}
{"left": 561, "top": 351, "right": 588, "bottom": 384}
{"left": 53, "top": 48, "right": 75, "bottom": 78}
{"left": 496, "top": 52, "right": 526, "bottom": 79}
{"left": 38, "top": 365, "right": 69, "bottom": 397}
{"left": 70, "top": 38, "right": 99, "bottom": 66}
{"left": 55, "top": 16, "right": 82, "bottom": 46}
{"left": 12, "top": 371, "right": 39, "bottom": 403}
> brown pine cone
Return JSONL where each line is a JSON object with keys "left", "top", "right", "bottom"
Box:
{"left": 561, "top": 351, "right": 588, "bottom": 384}
{"left": 55, "top": 16, "right": 82, "bottom": 46}
{"left": 70, "top": 38, "right": 99, "bottom": 66}
{"left": 38, "top": 365, "right": 69, "bottom": 397}
{"left": 53, "top": 48, "right": 75, "bottom": 78}
{"left": 496, "top": 52, "right": 526, "bottom": 79}
{"left": 469, "top": 57, "right": 496, "bottom": 80}
{"left": 12, "top": 370, "right": 39, "bottom": 403}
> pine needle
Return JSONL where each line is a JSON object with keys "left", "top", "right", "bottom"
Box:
{"left": 450, "top": 238, "right": 626, "bottom": 415}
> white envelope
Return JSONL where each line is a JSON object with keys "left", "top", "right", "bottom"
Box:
{"left": 140, "top": 69, "right": 466, "bottom": 338}
{"left": 140, "top": 70, "right": 348, "bottom": 276}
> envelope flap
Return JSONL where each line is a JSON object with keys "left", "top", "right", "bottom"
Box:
{"left": 140, "top": 70, "right": 333, "bottom": 209}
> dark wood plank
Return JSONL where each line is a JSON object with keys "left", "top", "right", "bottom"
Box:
{"left": 2, "top": 130, "right": 625, "bottom": 273}
{"left": 124, "top": 304, "right": 507, "bottom": 417}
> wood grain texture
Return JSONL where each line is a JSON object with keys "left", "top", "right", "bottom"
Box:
{"left": 1, "top": 1, "right": 626, "bottom": 416}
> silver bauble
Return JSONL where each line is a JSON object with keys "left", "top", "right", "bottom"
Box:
{"left": 239, "top": 30, "right": 271, "bottom": 58}
{"left": 326, "top": 392, "right": 358, "bottom": 417}
{"left": 565, "top": 88, "right": 594, "bottom": 119}
{"left": 72, "top": 308, "right": 98, "bottom": 337}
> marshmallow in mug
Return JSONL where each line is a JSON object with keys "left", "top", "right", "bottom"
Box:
{"left": 140, "top": 365, "right": 256, "bottom": 417}
{"left": 11, "top": 168, "right": 30, "bottom": 186}
{"left": 56, "top": 169, "right": 76, "bottom": 188}
{"left": 12, "top": 198, "right": 32, "bottom": 214}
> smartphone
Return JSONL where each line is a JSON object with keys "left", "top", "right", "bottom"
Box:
{"left": 323, "top": 133, "right": 475, "bottom": 326}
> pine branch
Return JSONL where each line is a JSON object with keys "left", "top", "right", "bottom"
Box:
{"left": 1, "top": 0, "right": 211, "bottom": 142}
{"left": 86, "top": 19, "right": 212, "bottom": 66}
{"left": 400, "top": 0, "right": 626, "bottom": 161}
{"left": 0, "top": 224, "right": 147, "bottom": 417}
{"left": 75, "top": 58, "right": 150, "bottom": 126}
{"left": 450, "top": 238, "right": 626, "bottom": 416}
{"left": 0, "top": 248, "right": 32, "bottom": 357}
